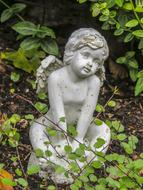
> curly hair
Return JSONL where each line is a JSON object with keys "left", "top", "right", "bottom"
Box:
{"left": 63, "top": 28, "right": 109, "bottom": 85}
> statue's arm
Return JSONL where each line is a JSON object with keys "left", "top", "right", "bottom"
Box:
{"left": 76, "top": 76, "right": 100, "bottom": 142}
{"left": 48, "top": 72, "right": 67, "bottom": 132}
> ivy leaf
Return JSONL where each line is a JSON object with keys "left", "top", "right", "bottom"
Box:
{"left": 92, "top": 160, "right": 102, "bottom": 169}
{"left": 125, "top": 19, "right": 138, "bottom": 28}
{"left": 10, "top": 72, "right": 20, "bottom": 82}
{"left": 0, "top": 8, "right": 13, "bottom": 23}
{"left": 123, "top": 3, "right": 133, "bottom": 10}
{"left": 132, "top": 30, "right": 143, "bottom": 37}
{"left": 35, "top": 148, "right": 44, "bottom": 157}
{"left": 138, "top": 39, "right": 143, "bottom": 49}
{"left": 135, "top": 78, "right": 143, "bottom": 96}
{"left": 11, "top": 3, "right": 26, "bottom": 13}
{"left": 107, "top": 100, "right": 116, "bottom": 107}
{"left": 27, "top": 165, "right": 40, "bottom": 175}
{"left": 20, "top": 38, "right": 40, "bottom": 50}
{"left": 41, "top": 39, "right": 59, "bottom": 56}
{"left": 37, "top": 26, "right": 55, "bottom": 38}
{"left": 115, "top": 0, "right": 124, "bottom": 7}
{"left": 114, "top": 28, "right": 124, "bottom": 36}
{"left": 94, "top": 118, "right": 103, "bottom": 126}
{"left": 117, "top": 133, "right": 127, "bottom": 141}
{"left": 17, "top": 178, "right": 28, "bottom": 187}
{"left": 129, "top": 69, "right": 138, "bottom": 82}
{"left": 94, "top": 138, "right": 105, "bottom": 148}
{"left": 128, "top": 59, "right": 138, "bottom": 69}
{"left": 12, "top": 21, "right": 37, "bottom": 36}
{"left": 34, "top": 102, "right": 48, "bottom": 113}
{"left": 124, "top": 33, "right": 134, "bottom": 43}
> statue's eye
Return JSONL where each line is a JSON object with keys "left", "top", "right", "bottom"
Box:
{"left": 81, "top": 52, "right": 90, "bottom": 58}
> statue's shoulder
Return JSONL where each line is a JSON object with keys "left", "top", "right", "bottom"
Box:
{"left": 48, "top": 67, "right": 65, "bottom": 83}
{"left": 87, "top": 75, "right": 101, "bottom": 88}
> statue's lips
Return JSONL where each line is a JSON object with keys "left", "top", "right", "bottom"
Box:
{"left": 83, "top": 67, "right": 91, "bottom": 73}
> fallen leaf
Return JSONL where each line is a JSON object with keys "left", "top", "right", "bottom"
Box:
{"left": 108, "top": 58, "right": 128, "bottom": 79}
{"left": 0, "top": 113, "right": 7, "bottom": 126}
{"left": 0, "top": 169, "right": 14, "bottom": 190}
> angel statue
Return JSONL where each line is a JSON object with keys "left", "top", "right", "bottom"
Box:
{"left": 28, "top": 28, "right": 111, "bottom": 184}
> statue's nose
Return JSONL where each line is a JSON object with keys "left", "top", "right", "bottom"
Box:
{"left": 88, "top": 61, "right": 92, "bottom": 67}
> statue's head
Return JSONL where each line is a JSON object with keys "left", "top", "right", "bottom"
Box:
{"left": 63, "top": 28, "right": 109, "bottom": 83}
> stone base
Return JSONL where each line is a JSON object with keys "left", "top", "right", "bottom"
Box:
{"left": 28, "top": 152, "right": 73, "bottom": 184}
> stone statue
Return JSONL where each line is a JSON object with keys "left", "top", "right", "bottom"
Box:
{"left": 28, "top": 28, "right": 111, "bottom": 184}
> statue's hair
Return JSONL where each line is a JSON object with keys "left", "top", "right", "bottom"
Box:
{"left": 63, "top": 28, "right": 109, "bottom": 85}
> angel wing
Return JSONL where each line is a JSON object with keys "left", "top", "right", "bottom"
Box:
{"left": 36, "top": 55, "right": 63, "bottom": 93}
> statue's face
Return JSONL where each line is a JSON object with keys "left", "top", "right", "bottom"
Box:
{"left": 70, "top": 46, "right": 103, "bottom": 78}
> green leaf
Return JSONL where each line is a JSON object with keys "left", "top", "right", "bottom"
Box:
{"left": 1, "top": 8, "right": 13, "bottom": 23}
{"left": 138, "top": 39, "right": 143, "bottom": 49}
{"left": 27, "top": 164, "right": 40, "bottom": 175}
{"left": 125, "top": 51, "right": 135, "bottom": 58}
{"left": 99, "top": 15, "right": 109, "bottom": 22}
{"left": 95, "top": 104, "right": 105, "bottom": 113}
{"left": 128, "top": 59, "right": 138, "bottom": 69}
{"left": 135, "top": 77, "right": 143, "bottom": 96}
{"left": 17, "top": 178, "right": 28, "bottom": 187}
{"left": 47, "top": 185, "right": 56, "bottom": 190}
{"left": 107, "top": 100, "right": 116, "bottom": 107}
{"left": 121, "top": 142, "right": 133, "bottom": 154}
{"left": 70, "top": 184, "right": 79, "bottom": 190}
{"left": 38, "top": 92, "right": 47, "bottom": 100}
{"left": 64, "top": 145, "right": 72, "bottom": 153}
{"left": 132, "top": 30, "right": 143, "bottom": 37}
{"left": 15, "top": 168, "right": 22, "bottom": 176}
{"left": 114, "top": 28, "right": 124, "bottom": 36}
{"left": 94, "top": 118, "right": 103, "bottom": 126}
{"left": 116, "top": 56, "right": 126, "bottom": 64}
{"left": 94, "top": 138, "right": 105, "bottom": 148}
{"left": 135, "top": 6, "right": 143, "bottom": 12}
{"left": 46, "top": 128, "right": 57, "bottom": 137}
{"left": 59, "top": 117, "right": 66, "bottom": 122}
{"left": 11, "top": 3, "right": 26, "bottom": 13}
{"left": 124, "top": 33, "right": 134, "bottom": 43}
{"left": 78, "top": 0, "right": 87, "bottom": 3}
{"left": 37, "top": 26, "right": 55, "bottom": 38}
{"left": 92, "top": 160, "right": 102, "bottom": 169}
{"left": 20, "top": 38, "right": 40, "bottom": 50}
{"left": 55, "top": 165, "right": 65, "bottom": 174}
{"left": 41, "top": 39, "right": 59, "bottom": 56}
{"left": 123, "top": 3, "right": 133, "bottom": 10}
{"left": 3, "top": 48, "right": 35, "bottom": 73}
{"left": 91, "top": 3, "right": 100, "bottom": 17}
{"left": 68, "top": 124, "right": 77, "bottom": 137}
{"left": 129, "top": 69, "right": 138, "bottom": 82}
{"left": 1, "top": 178, "right": 16, "bottom": 186}
{"left": 35, "top": 148, "right": 44, "bottom": 157}
{"left": 34, "top": 102, "right": 48, "bottom": 113}
{"left": 12, "top": 21, "right": 37, "bottom": 36}
{"left": 115, "top": 0, "right": 124, "bottom": 7}
{"left": 125, "top": 19, "right": 138, "bottom": 28}
{"left": 10, "top": 72, "right": 20, "bottom": 82}
{"left": 137, "top": 70, "right": 143, "bottom": 78}
{"left": 89, "top": 174, "right": 97, "bottom": 182}
{"left": 117, "top": 134, "right": 127, "bottom": 141}
{"left": 45, "top": 150, "right": 52, "bottom": 157}
{"left": 24, "top": 114, "right": 34, "bottom": 120}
